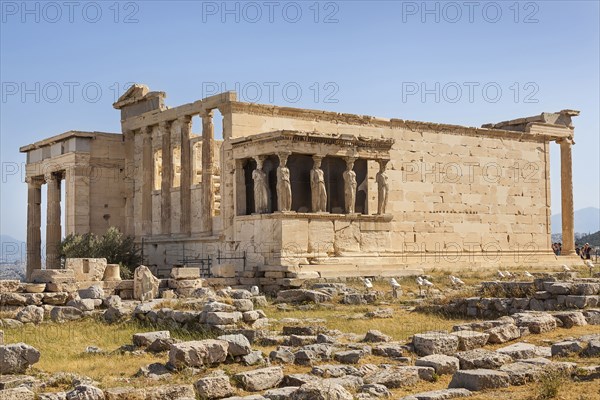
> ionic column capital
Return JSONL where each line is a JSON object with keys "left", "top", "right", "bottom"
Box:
{"left": 159, "top": 120, "right": 173, "bottom": 130}
{"left": 200, "top": 109, "right": 214, "bottom": 119}
{"left": 25, "top": 176, "right": 43, "bottom": 187}
{"left": 44, "top": 172, "right": 56, "bottom": 183}
{"left": 178, "top": 115, "right": 192, "bottom": 124}
{"left": 556, "top": 136, "right": 575, "bottom": 146}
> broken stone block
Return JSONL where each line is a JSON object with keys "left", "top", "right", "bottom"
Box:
{"left": 455, "top": 349, "right": 513, "bottom": 370}
{"left": 363, "top": 366, "right": 420, "bottom": 388}
{"left": 400, "top": 388, "right": 472, "bottom": 400}
{"left": 217, "top": 334, "right": 252, "bottom": 356}
{"left": 290, "top": 382, "right": 352, "bottom": 400}
{"left": 512, "top": 312, "right": 557, "bottom": 334}
{"left": 195, "top": 370, "right": 235, "bottom": 399}
{"left": 50, "top": 306, "right": 83, "bottom": 323}
{"left": 363, "top": 330, "right": 391, "bottom": 343}
{"left": 133, "top": 331, "right": 171, "bottom": 347}
{"left": 499, "top": 362, "right": 544, "bottom": 385}
{"left": 333, "top": 350, "right": 364, "bottom": 364}
{"left": 15, "top": 305, "right": 44, "bottom": 324}
{"left": 234, "top": 366, "right": 284, "bottom": 391}
{"left": 30, "top": 269, "right": 75, "bottom": 284}
{"left": 496, "top": 343, "right": 540, "bottom": 360}
{"left": 269, "top": 347, "right": 295, "bottom": 364}
{"left": 133, "top": 265, "right": 159, "bottom": 302}
{"left": 485, "top": 323, "right": 520, "bottom": 344}
{"left": 276, "top": 289, "right": 332, "bottom": 304}
{"left": 372, "top": 343, "right": 406, "bottom": 358}
{"left": 168, "top": 340, "right": 228, "bottom": 369}
{"left": 170, "top": 267, "right": 201, "bottom": 280}
{"left": 451, "top": 330, "right": 489, "bottom": 350}
{"left": 78, "top": 285, "right": 104, "bottom": 300}
{"left": 206, "top": 312, "right": 243, "bottom": 325}
{"left": 0, "top": 387, "right": 35, "bottom": 400}
{"left": 412, "top": 332, "right": 459, "bottom": 356}
{"left": 415, "top": 354, "right": 459, "bottom": 375}
{"left": 264, "top": 387, "right": 299, "bottom": 400}
{"left": 551, "top": 340, "right": 586, "bottom": 357}
{"left": 553, "top": 311, "right": 588, "bottom": 328}
{"left": 0, "top": 343, "right": 41, "bottom": 374}
{"left": 448, "top": 369, "right": 510, "bottom": 391}
{"left": 66, "top": 258, "right": 107, "bottom": 282}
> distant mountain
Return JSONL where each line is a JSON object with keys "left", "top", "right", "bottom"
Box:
{"left": 577, "top": 231, "right": 600, "bottom": 247}
{"left": 551, "top": 207, "right": 600, "bottom": 234}
{"left": 0, "top": 234, "right": 26, "bottom": 281}
{"left": 0, "top": 234, "right": 26, "bottom": 262}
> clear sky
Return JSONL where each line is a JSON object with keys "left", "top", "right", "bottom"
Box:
{"left": 1, "top": 0, "right": 599, "bottom": 243}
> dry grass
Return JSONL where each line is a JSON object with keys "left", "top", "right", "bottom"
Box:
{"left": 266, "top": 303, "right": 467, "bottom": 341}
{"left": 2, "top": 264, "right": 599, "bottom": 396}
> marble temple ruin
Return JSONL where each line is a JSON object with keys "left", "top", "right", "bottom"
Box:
{"left": 20, "top": 84, "right": 581, "bottom": 288}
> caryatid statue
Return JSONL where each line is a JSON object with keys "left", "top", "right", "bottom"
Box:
{"left": 376, "top": 160, "right": 389, "bottom": 215}
{"left": 343, "top": 158, "right": 357, "bottom": 214}
{"left": 277, "top": 152, "right": 292, "bottom": 212}
{"left": 310, "top": 156, "right": 327, "bottom": 212}
{"left": 252, "top": 157, "right": 269, "bottom": 214}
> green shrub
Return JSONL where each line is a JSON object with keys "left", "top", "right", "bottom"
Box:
{"left": 59, "top": 227, "right": 141, "bottom": 279}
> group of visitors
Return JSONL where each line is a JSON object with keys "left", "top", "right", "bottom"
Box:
{"left": 576, "top": 243, "right": 594, "bottom": 260}
{"left": 552, "top": 242, "right": 562, "bottom": 255}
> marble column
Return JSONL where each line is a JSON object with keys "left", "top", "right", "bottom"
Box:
{"left": 160, "top": 121, "right": 173, "bottom": 235}
{"left": 201, "top": 110, "right": 215, "bottom": 233}
{"left": 142, "top": 126, "right": 153, "bottom": 235}
{"left": 45, "top": 172, "right": 62, "bottom": 269}
{"left": 26, "top": 177, "right": 42, "bottom": 280}
{"left": 179, "top": 116, "right": 192, "bottom": 235}
{"left": 559, "top": 138, "right": 575, "bottom": 255}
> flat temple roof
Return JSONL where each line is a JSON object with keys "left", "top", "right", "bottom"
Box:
{"left": 19, "top": 130, "right": 121, "bottom": 152}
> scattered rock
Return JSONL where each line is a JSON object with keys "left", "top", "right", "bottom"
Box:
{"left": 0, "top": 343, "right": 41, "bottom": 374}
{"left": 195, "top": 370, "right": 235, "bottom": 399}
{"left": 448, "top": 369, "right": 510, "bottom": 391}
{"left": 485, "top": 324, "right": 520, "bottom": 344}
{"left": 551, "top": 340, "right": 586, "bottom": 357}
{"left": 455, "top": 349, "right": 513, "bottom": 370}
{"left": 65, "top": 385, "right": 105, "bottom": 400}
{"left": 133, "top": 331, "right": 171, "bottom": 347}
{"left": 16, "top": 305, "right": 44, "bottom": 324}
{"left": 451, "top": 330, "right": 489, "bottom": 350}
{"left": 234, "top": 367, "right": 284, "bottom": 391}
{"left": 412, "top": 332, "right": 459, "bottom": 356}
{"left": 363, "top": 330, "right": 391, "bottom": 343}
{"left": 168, "top": 340, "right": 229, "bottom": 369}
{"left": 415, "top": 354, "right": 460, "bottom": 375}
{"left": 333, "top": 350, "right": 363, "bottom": 364}
{"left": 290, "top": 381, "right": 353, "bottom": 400}
{"left": 50, "top": 306, "right": 83, "bottom": 323}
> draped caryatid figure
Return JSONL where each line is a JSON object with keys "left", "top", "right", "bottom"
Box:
{"left": 252, "top": 157, "right": 269, "bottom": 214}
{"left": 310, "top": 156, "right": 327, "bottom": 212}
{"left": 277, "top": 152, "right": 292, "bottom": 212}
{"left": 343, "top": 158, "right": 357, "bottom": 214}
{"left": 376, "top": 159, "right": 389, "bottom": 215}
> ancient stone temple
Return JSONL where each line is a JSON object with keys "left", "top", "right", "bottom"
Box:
{"left": 20, "top": 84, "right": 580, "bottom": 288}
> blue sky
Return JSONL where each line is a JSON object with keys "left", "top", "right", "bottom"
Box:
{"left": 1, "top": 0, "right": 599, "bottom": 243}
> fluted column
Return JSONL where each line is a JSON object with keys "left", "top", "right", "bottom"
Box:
{"left": 160, "top": 121, "right": 173, "bottom": 235}
{"left": 142, "top": 126, "right": 153, "bottom": 235}
{"left": 179, "top": 116, "right": 192, "bottom": 235}
{"left": 26, "top": 177, "right": 42, "bottom": 280}
{"left": 201, "top": 110, "right": 214, "bottom": 233}
{"left": 45, "top": 172, "right": 62, "bottom": 269}
{"left": 559, "top": 138, "right": 575, "bottom": 255}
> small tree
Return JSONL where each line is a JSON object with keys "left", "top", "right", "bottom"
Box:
{"left": 59, "top": 227, "right": 141, "bottom": 279}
